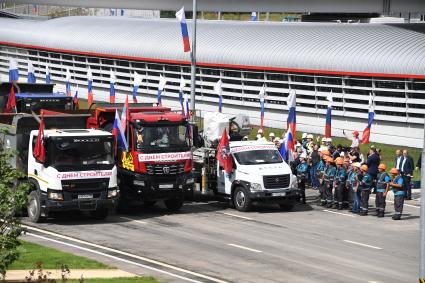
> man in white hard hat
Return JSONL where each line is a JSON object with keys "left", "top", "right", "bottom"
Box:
{"left": 306, "top": 134, "right": 314, "bottom": 154}
{"left": 296, "top": 152, "right": 309, "bottom": 204}
{"left": 268, "top": 132, "right": 276, "bottom": 142}
{"left": 256, "top": 129, "right": 266, "bottom": 141}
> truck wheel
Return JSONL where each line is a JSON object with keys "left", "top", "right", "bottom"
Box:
{"left": 233, "top": 187, "right": 252, "bottom": 212}
{"left": 89, "top": 209, "right": 109, "bottom": 220}
{"left": 279, "top": 204, "right": 295, "bottom": 211}
{"left": 27, "top": 191, "right": 44, "bottom": 223}
{"left": 164, "top": 198, "right": 183, "bottom": 212}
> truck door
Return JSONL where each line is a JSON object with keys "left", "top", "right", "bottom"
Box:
{"left": 217, "top": 159, "right": 235, "bottom": 195}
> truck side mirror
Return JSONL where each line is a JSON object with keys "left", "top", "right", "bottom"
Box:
{"left": 191, "top": 124, "right": 203, "bottom": 148}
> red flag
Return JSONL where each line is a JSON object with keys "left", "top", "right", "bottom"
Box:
{"left": 33, "top": 114, "right": 46, "bottom": 163}
{"left": 216, "top": 128, "right": 233, "bottom": 174}
{"left": 5, "top": 86, "right": 16, "bottom": 113}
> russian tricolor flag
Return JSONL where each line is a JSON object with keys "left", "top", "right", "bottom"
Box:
{"left": 251, "top": 12, "right": 257, "bottom": 21}
{"left": 286, "top": 89, "right": 296, "bottom": 139}
{"left": 157, "top": 75, "right": 166, "bottom": 106}
{"left": 183, "top": 93, "right": 190, "bottom": 120}
{"left": 132, "top": 71, "right": 142, "bottom": 103}
{"left": 121, "top": 95, "right": 129, "bottom": 132}
{"left": 259, "top": 86, "right": 265, "bottom": 130}
{"left": 325, "top": 91, "right": 333, "bottom": 138}
{"left": 214, "top": 80, "right": 223, "bottom": 113}
{"left": 73, "top": 90, "right": 79, "bottom": 110}
{"left": 113, "top": 110, "right": 128, "bottom": 152}
{"left": 65, "top": 68, "right": 72, "bottom": 97}
{"left": 9, "top": 58, "right": 19, "bottom": 83}
{"left": 110, "top": 69, "right": 116, "bottom": 104}
{"left": 45, "top": 65, "right": 51, "bottom": 84}
{"left": 87, "top": 68, "right": 94, "bottom": 106}
{"left": 280, "top": 129, "right": 294, "bottom": 162}
{"left": 176, "top": 7, "right": 191, "bottom": 53}
{"left": 27, "top": 62, "right": 36, "bottom": 83}
{"left": 179, "top": 77, "right": 186, "bottom": 114}
{"left": 362, "top": 93, "right": 375, "bottom": 144}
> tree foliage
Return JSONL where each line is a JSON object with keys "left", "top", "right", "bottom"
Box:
{"left": 0, "top": 129, "right": 30, "bottom": 279}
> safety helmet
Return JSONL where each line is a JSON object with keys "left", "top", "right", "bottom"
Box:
{"left": 326, "top": 138, "right": 332, "bottom": 142}
{"left": 353, "top": 162, "right": 361, "bottom": 168}
{"left": 335, "top": 157, "right": 343, "bottom": 165}
{"left": 326, "top": 157, "right": 334, "bottom": 164}
{"left": 378, "top": 164, "right": 387, "bottom": 171}
{"left": 269, "top": 132, "right": 275, "bottom": 137}
{"left": 352, "top": 131, "right": 359, "bottom": 137}
{"left": 302, "top": 133, "right": 308, "bottom": 139}
{"left": 257, "top": 129, "right": 264, "bottom": 134}
{"left": 300, "top": 153, "right": 307, "bottom": 159}
{"left": 390, "top": 168, "right": 398, "bottom": 175}
{"left": 321, "top": 137, "right": 326, "bottom": 142}
{"left": 307, "top": 134, "right": 314, "bottom": 139}
{"left": 361, "top": 164, "right": 368, "bottom": 172}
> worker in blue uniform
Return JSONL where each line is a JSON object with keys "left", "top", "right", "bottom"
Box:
{"left": 334, "top": 157, "right": 347, "bottom": 210}
{"left": 296, "top": 153, "right": 309, "bottom": 204}
{"left": 389, "top": 168, "right": 405, "bottom": 220}
{"left": 375, "top": 163, "right": 390, "bottom": 218}
{"left": 322, "top": 157, "right": 336, "bottom": 208}
{"left": 351, "top": 163, "right": 362, "bottom": 214}
{"left": 359, "top": 164, "right": 373, "bottom": 216}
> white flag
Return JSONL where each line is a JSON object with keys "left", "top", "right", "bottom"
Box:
{"left": 158, "top": 75, "right": 167, "bottom": 91}
{"left": 134, "top": 71, "right": 142, "bottom": 87}
{"left": 214, "top": 79, "right": 222, "bottom": 95}
{"left": 179, "top": 77, "right": 186, "bottom": 92}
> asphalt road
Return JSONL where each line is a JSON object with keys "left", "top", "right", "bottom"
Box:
{"left": 22, "top": 191, "right": 420, "bottom": 283}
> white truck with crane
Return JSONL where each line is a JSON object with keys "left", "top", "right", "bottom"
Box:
{"left": 193, "top": 112, "right": 299, "bottom": 211}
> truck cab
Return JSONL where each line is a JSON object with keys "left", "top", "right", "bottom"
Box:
{"left": 218, "top": 141, "right": 298, "bottom": 211}
{"left": 26, "top": 128, "right": 118, "bottom": 222}
{"left": 0, "top": 82, "right": 72, "bottom": 113}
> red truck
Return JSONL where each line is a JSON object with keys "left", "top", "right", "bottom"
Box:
{"left": 84, "top": 103, "right": 195, "bottom": 211}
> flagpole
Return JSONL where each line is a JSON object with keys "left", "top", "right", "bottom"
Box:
{"left": 189, "top": 0, "right": 197, "bottom": 122}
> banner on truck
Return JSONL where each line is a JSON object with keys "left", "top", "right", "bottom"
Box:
{"left": 57, "top": 170, "right": 113, "bottom": 180}
{"left": 138, "top": 151, "right": 192, "bottom": 162}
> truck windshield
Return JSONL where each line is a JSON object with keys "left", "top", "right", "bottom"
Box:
{"left": 48, "top": 136, "right": 114, "bottom": 170}
{"left": 135, "top": 123, "right": 190, "bottom": 153}
{"left": 233, "top": 149, "right": 283, "bottom": 165}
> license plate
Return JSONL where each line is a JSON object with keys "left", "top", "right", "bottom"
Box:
{"left": 78, "top": 194, "right": 93, "bottom": 199}
{"left": 272, "top": 192, "right": 286, "bottom": 197}
{"left": 159, "top": 184, "right": 173, "bottom": 189}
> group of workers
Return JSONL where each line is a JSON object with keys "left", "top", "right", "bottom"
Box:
{"left": 255, "top": 129, "right": 412, "bottom": 220}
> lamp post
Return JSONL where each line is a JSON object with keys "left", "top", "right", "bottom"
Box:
{"left": 189, "top": 0, "right": 197, "bottom": 122}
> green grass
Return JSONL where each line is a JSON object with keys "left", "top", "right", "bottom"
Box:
{"left": 249, "top": 125, "right": 422, "bottom": 180}
{"left": 69, "top": 277, "right": 162, "bottom": 283}
{"left": 9, "top": 241, "right": 111, "bottom": 270}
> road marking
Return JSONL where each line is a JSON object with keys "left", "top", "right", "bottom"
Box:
{"left": 343, "top": 240, "right": 382, "bottom": 250}
{"left": 222, "top": 213, "right": 253, "bottom": 221}
{"left": 227, "top": 244, "right": 262, "bottom": 253}
{"left": 27, "top": 232, "right": 204, "bottom": 283}
{"left": 23, "top": 225, "right": 228, "bottom": 283}
{"left": 370, "top": 196, "right": 420, "bottom": 209}
{"left": 119, "top": 216, "right": 148, "bottom": 224}
{"left": 323, "top": 209, "right": 355, "bottom": 217}
{"left": 185, "top": 201, "right": 220, "bottom": 206}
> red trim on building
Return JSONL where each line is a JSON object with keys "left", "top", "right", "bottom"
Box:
{"left": 1, "top": 40, "right": 425, "bottom": 80}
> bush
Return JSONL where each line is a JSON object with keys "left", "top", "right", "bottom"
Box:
{"left": 0, "top": 130, "right": 30, "bottom": 279}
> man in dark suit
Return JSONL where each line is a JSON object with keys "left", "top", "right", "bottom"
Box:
{"left": 394, "top": 150, "right": 403, "bottom": 171}
{"left": 400, "top": 149, "right": 414, "bottom": 200}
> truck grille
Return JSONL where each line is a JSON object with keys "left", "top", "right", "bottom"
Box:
{"left": 146, "top": 163, "right": 185, "bottom": 175}
{"left": 263, "top": 174, "right": 290, "bottom": 189}
{"left": 62, "top": 178, "right": 109, "bottom": 191}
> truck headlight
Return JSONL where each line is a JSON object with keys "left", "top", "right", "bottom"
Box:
{"left": 186, "top": 178, "right": 194, "bottom": 184}
{"left": 48, "top": 191, "right": 64, "bottom": 201}
{"left": 250, "top": 183, "right": 262, "bottom": 192}
{"left": 108, "top": 189, "right": 119, "bottom": 198}
{"left": 133, "top": 180, "right": 145, "bottom": 187}
{"left": 291, "top": 176, "right": 298, "bottom": 189}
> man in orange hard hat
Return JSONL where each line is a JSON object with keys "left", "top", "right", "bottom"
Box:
{"left": 359, "top": 164, "right": 373, "bottom": 216}
{"left": 322, "top": 157, "right": 336, "bottom": 208}
{"left": 334, "top": 157, "right": 347, "bottom": 210}
{"left": 389, "top": 168, "right": 405, "bottom": 220}
{"left": 375, "top": 164, "right": 390, "bottom": 218}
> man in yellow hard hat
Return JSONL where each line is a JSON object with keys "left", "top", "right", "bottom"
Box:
{"left": 389, "top": 168, "right": 405, "bottom": 220}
